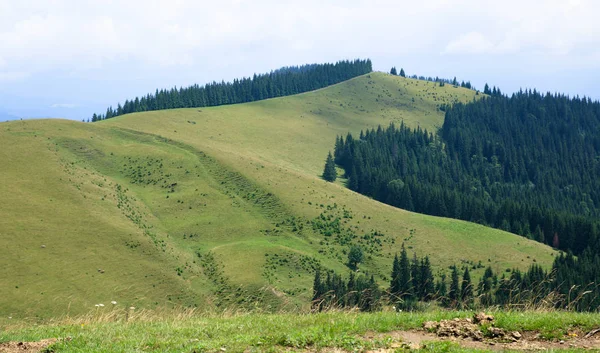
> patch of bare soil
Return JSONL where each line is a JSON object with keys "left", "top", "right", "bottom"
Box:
{"left": 0, "top": 338, "right": 57, "bottom": 353}
{"left": 385, "top": 312, "right": 600, "bottom": 351}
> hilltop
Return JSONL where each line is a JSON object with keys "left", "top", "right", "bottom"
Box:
{"left": 0, "top": 72, "right": 555, "bottom": 317}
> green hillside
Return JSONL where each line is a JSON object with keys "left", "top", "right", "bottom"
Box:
{"left": 0, "top": 72, "right": 556, "bottom": 318}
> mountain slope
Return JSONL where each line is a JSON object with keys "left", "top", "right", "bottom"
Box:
{"left": 0, "top": 73, "right": 555, "bottom": 317}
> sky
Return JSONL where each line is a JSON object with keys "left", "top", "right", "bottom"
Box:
{"left": 0, "top": 0, "right": 599, "bottom": 121}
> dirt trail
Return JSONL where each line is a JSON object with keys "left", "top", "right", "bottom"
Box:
{"left": 360, "top": 313, "right": 600, "bottom": 352}
{"left": 0, "top": 338, "right": 57, "bottom": 353}
{"left": 366, "top": 329, "right": 600, "bottom": 351}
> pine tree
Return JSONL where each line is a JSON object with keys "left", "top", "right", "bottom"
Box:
{"left": 437, "top": 273, "right": 448, "bottom": 302}
{"left": 399, "top": 245, "right": 411, "bottom": 297}
{"left": 483, "top": 83, "right": 491, "bottom": 95}
{"left": 420, "top": 256, "right": 435, "bottom": 300}
{"left": 334, "top": 136, "right": 344, "bottom": 164}
{"left": 347, "top": 272, "right": 357, "bottom": 307}
{"left": 390, "top": 67, "right": 397, "bottom": 75}
{"left": 410, "top": 253, "right": 420, "bottom": 298}
{"left": 534, "top": 225, "right": 545, "bottom": 243}
{"left": 449, "top": 265, "right": 460, "bottom": 305}
{"left": 399, "top": 68, "right": 406, "bottom": 77}
{"left": 312, "top": 269, "right": 324, "bottom": 310}
{"left": 322, "top": 151, "right": 337, "bottom": 182}
{"left": 390, "top": 254, "right": 401, "bottom": 298}
{"left": 461, "top": 267, "right": 473, "bottom": 307}
{"left": 478, "top": 266, "right": 495, "bottom": 306}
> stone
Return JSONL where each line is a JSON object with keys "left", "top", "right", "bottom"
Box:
{"left": 487, "top": 327, "right": 506, "bottom": 338}
{"left": 473, "top": 312, "right": 494, "bottom": 324}
{"left": 423, "top": 321, "right": 438, "bottom": 331}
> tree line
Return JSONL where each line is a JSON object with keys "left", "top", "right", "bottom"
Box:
{"left": 90, "top": 59, "right": 372, "bottom": 122}
{"left": 330, "top": 91, "right": 600, "bottom": 258}
{"left": 313, "top": 245, "right": 600, "bottom": 312}
{"left": 388, "top": 66, "right": 475, "bottom": 90}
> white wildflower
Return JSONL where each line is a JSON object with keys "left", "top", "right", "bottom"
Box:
{"left": 98, "top": 303, "right": 105, "bottom": 307}
{"left": 111, "top": 301, "right": 117, "bottom": 305}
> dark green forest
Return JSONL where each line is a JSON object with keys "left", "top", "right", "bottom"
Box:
{"left": 327, "top": 91, "right": 600, "bottom": 310}
{"left": 333, "top": 91, "right": 600, "bottom": 256}
{"left": 91, "top": 59, "right": 372, "bottom": 122}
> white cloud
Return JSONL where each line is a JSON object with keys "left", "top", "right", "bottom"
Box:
{"left": 442, "top": 0, "right": 600, "bottom": 58}
{"left": 444, "top": 32, "right": 495, "bottom": 55}
{"left": 51, "top": 103, "right": 77, "bottom": 108}
{"left": 0, "top": 0, "right": 599, "bottom": 117}
{"left": 0, "top": 0, "right": 596, "bottom": 77}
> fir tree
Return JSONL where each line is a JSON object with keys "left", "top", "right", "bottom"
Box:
{"left": 390, "top": 67, "right": 398, "bottom": 75}
{"left": 390, "top": 254, "right": 401, "bottom": 298}
{"left": 399, "top": 68, "right": 406, "bottom": 77}
{"left": 420, "top": 256, "right": 435, "bottom": 300}
{"left": 449, "top": 265, "right": 460, "bottom": 305}
{"left": 437, "top": 273, "right": 448, "bottom": 303}
{"left": 322, "top": 151, "right": 337, "bottom": 182}
{"left": 399, "top": 244, "right": 411, "bottom": 298}
{"left": 460, "top": 267, "right": 473, "bottom": 307}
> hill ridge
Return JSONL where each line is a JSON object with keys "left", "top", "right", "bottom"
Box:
{"left": 0, "top": 72, "right": 555, "bottom": 317}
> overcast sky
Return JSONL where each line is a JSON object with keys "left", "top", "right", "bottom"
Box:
{"left": 1, "top": 0, "right": 599, "bottom": 121}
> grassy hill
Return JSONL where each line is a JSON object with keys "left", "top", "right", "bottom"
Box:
{"left": 0, "top": 72, "right": 556, "bottom": 318}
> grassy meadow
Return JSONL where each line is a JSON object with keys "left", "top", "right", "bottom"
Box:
{"left": 0, "top": 73, "right": 556, "bottom": 319}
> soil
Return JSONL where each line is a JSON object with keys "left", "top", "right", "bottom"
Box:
{"left": 0, "top": 338, "right": 57, "bottom": 353}
{"left": 363, "top": 329, "right": 600, "bottom": 351}
{"left": 360, "top": 312, "right": 600, "bottom": 351}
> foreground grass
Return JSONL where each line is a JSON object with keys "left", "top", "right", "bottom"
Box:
{"left": 1, "top": 310, "right": 598, "bottom": 352}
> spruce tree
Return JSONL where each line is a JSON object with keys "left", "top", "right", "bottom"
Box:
{"left": 347, "top": 272, "right": 357, "bottom": 307}
{"left": 437, "top": 273, "right": 448, "bottom": 301}
{"left": 390, "top": 67, "right": 398, "bottom": 75}
{"left": 312, "top": 269, "right": 324, "bottom": 310}
{"left": 420, "top": 256, "right": 435, "bottom": 300}
{"left": 478, "top": 266, "right": 494, "bottom": 306}
{"left": 449, "top": 265, "right": 460, "bottom": 305}
{"left": 390, "top": 254, "right": 401, "bottom": 298}
{"left": 410, "top": 253, "right": 420, "bottom": 298}
{"left": 322, "top": 151, "right": 337, "bottom": 182}
{"left": 461, "top": 267, "right": 473, "bottom": 307}
{"left": 399, "top": 68, "right": 406, "bottom": 77}
{"left": 312, "top": 270, "right": 323, "bottom": 300}
{"left": 399, "top": 244, "right": 411, "bottom": 298}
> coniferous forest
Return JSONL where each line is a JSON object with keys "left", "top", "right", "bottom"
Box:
{"left": 90, "top": 59, "right": 372, "bottom": 121}
{"left": 313, "top": 244, "right": 600, "bottom": 312}
{"left": 326, "top": 91, "right": 600, "bottom": 311}
{"left": 333, "top": 91, "right": 600, "bottom": 255}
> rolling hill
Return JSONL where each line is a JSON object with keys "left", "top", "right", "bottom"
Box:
{"left": 0, "top": 72, "right": 556, "bottom": 318}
